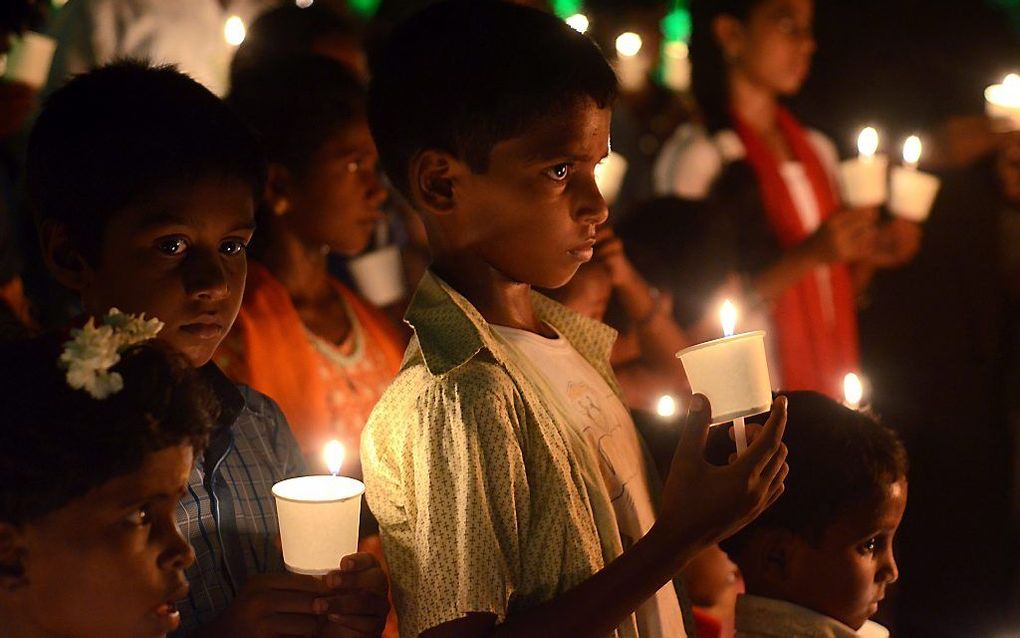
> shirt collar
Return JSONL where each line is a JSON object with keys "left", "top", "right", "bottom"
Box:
{"left": 200, "top": 362, "right": 246, "bottom": 430}
{"left": 404, "top": 270, "right": 618, "bottom": 383}
{"left": 735, "top": 594, "right": 863, "bottom": 638}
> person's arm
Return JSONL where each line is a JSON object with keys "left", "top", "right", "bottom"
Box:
{"left": 419, "top": 394, "right": 789, "bottom": 638}
{"left": 752, "top": 207, "right": 878, "bottom": 302}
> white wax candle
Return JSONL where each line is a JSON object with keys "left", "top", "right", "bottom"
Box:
{"left": 272, "top": 440, "right": 363, "bottom": 575}
{"left": 986, "top": 73, "right": 1020, "bottom": 132}
{"left": 676, "top": 300, "right": 772, "bottom": 426}
{"left": 889, "top": 136, "right": 940, "bottom": 222}
{"left": 662, "top": 41, "right": 691, "bottom": 92}
{"left": 3, "top": 32, "right": 56, "bottom": 89}
{"left": 838, "top": 127, "right": 888, "bottom": 207}
{"left": 348, "top": 245, "right": 406, "bottom": 307}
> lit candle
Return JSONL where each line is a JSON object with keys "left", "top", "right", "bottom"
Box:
{"left": 838, "top": 126, "right": 889, "bottom": 208}
{"left": 676, "top": 300, "right": 772, "bottom": 454}
{"left": 224, "top": 15, "right": 246, "bottom": 46}
{"left": 615, "top": 31, "right": 649, "bottom": 92}
{"left": 3, "top": 31, "right": 56, "bottom": 89}
{"left": 271, "top": 439, "right": 364, "bottom": 575}
{"left": 565, "top": 13, "right": 590, "bottom": 34}
{"left": 655, "top": 394, "right": 679, "bottom": 419}
{"left": 889, "top": 135, "right": 941, "bottom": 222}
{"left": 843, "top": 372, "right": 864, "bottom": 410}
{"left": 661, "top": 41, "right": 691, "bottom": 92}
{"left": 986, "top": 73, "right": 1020, "bottom": 131}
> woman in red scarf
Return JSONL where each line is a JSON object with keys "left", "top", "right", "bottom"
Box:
{"left": 655, "top": 0, "right": 918, "bottom": 399}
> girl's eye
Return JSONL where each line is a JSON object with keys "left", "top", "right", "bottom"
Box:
{"left": 544, "top": 163, "right": 571, "bottom": 182}
{"left": 860, "top": 538, "right": 879, "bottom": 554}
{"left": 127, "top": 506, "right": 151, "bottom": 526}
{"left": 220, "top": 240, "right": 248, "bottom": 256}
{"left": 157, "top": 237, "right": 188, "bottom": 256}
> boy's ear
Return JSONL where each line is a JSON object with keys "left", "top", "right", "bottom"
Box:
{"left": 758, "top": 528, "right": 795, "bottom": 584}
{"left": 0, "top": 523, "right": 28, "bottom": 591}
{"left": 410, "top": 150, "right": 460, "bottom": 215}
{"left": 712, "top": 14, "right": 745, "bottom": 62}
{"left": 265, "top": 162, "right": 294, "bottom": 217}
{"left": 39, "top": 220, "right": 92, "bottom": 292}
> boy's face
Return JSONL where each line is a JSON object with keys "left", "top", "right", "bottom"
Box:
{"left": 785, "top": 479, "right": 907, "bottom": 630}
{"left": 285, "top": 121, "right": 387, "bottom": 257}
{"left": 447, "top": 99, "right": 611, "bottom": 289}
{"left": 10, "top": 444, "right": 195, "bottom": 637}
{"left": 77, "top": 177, "right": 255, "bottom": 367}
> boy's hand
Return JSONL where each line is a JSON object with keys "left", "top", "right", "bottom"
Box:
{"left": 655, "top": 394, "right": 788, "bottom": 551}
{"left": 594, "top": 227, "right": 634, "bottom": 287}
{"left": 867, "top": 219, "right": 922, "bottom": 269}
{"left": 805, "top": 207, "right": 878, "bottom": 264}
{"left": 209, "top": 572, "right": 329, "bottom": 637}
{"left": 317, "top": 553, "right": 390, "bottom": 638}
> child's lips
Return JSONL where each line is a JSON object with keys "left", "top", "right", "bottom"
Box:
{"left": 179, "top": 322, "right": 225, "bottom": 340}
{"left": 568, "top": 239, "right": 596, "bottom": 262}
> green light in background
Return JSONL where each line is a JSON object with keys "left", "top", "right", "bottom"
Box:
{"left": 348, "top": 0, "right": 382, "bottom": 19}
{"left": 551, "top": 0, "right": 584, "bottom": 20}
{"left": 660, "top": 4, "right": 692, "bottom": 44}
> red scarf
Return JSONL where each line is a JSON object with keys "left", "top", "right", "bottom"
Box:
{"left": 730, "top": 107, "right": 859, "bottom": 398}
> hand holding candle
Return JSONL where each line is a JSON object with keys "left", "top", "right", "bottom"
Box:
{"left": 838, "top": 127, "right": 889, "bottom": 208}
{"left": 272, "top": 440, "right": 365, "bottom": 576}
{"left": 677, "top": 300, "right": 772, "bottom": 454}
{"left": 889, "top": 135, "right": 941, "bottom": 222}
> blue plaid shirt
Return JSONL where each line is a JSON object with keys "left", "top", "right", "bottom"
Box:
{"left": 172, "top": 364, "right": 306, "bottom": 634}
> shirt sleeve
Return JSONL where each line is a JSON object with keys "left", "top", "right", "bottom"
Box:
{"left": 365, "top": 362, "right": 532, "bottom": 637}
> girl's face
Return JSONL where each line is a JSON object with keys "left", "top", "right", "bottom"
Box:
{"left": 721, "top": 0, "right": 816, "bottom": 97}
{"left": 284, "top": 121, "right": 387, "bottom": 257}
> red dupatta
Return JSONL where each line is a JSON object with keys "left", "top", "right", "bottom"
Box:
{"left": 730, "top": 106, "right": 859, "bottom": 398}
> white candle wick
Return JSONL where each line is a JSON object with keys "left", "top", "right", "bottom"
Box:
{"left": 858, "top": 127, "right": 879, "bottom": 160}
{"left": 720, "top": 299, "right": 737, "bottom": 338}
{"left": 324, "top": 439, "right": 345, "bottom": 477}
{"left": 903, "top": 135, "right": 922, "bottom": 170}
{"left": 843, "top": 373, "right": 864, "bottom": 410}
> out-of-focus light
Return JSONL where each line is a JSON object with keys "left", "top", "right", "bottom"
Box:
{"left": 224, "top": 15, "right": 246, "bottom": 46}
{"left": 616, "top": 32, "right": 643, "bottom": 57}
{"left": 296, "top": 0, "right": 313, "bottom": 7}
{"left": 843, "top": 373, "right": 864, "bottom": 410}
{"left": 324, "top": 439, "right": 345, "bottom": 476}
{"left": 656, "top": 395, "right": 679, "bottom": 419}
{"left": 902, "top": 135, "right": 922, "bottom": 169}
{"left": 565, "top": 13, "right": 590, "bottom": 34}
{"left": 857, "top": 126, "right": 879, "bottom": 159}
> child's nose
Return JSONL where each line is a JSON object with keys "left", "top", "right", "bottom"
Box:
{"left": 183, "top": 248, "right": 231, "bottom": 301}
{"left": 879, "top": 548, "right": 899, "bottom": 584}
{"left": 160, "top": 523, "right": 196, "bottom": 571}
{"left": 574, "top": 174, "right": 609, "bottom": 227}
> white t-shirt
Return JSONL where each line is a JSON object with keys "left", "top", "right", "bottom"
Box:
{"left": 491, "top": 324, "right": 687, "bottom": 638}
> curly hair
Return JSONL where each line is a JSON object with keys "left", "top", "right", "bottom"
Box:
{"left": 0, "top": 337, "right": 219, "bottom": 525}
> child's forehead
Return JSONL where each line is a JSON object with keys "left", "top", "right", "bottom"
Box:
{"left": 112, "top": 178, "right": 256, "bottom": 233}
{"left": 497, "top": 101, "right": 612, "bottom": 163}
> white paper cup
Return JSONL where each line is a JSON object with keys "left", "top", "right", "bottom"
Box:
{"left": 348, "top": 245, "right": 406, "bottom": 307}
{"left": 4, "top": 32, "right": 56, "bottom": 89}
{"left": 838, "top": 155, "right": 889, "bottom": 208}
{"left": 889, "top": 166, "right": 940, "bottom": 222}
{"left": 677, "top": 331, "right": 772, "bottom": 425}
{"left": 272, "top": 475, "right": 364, "bottom": 576}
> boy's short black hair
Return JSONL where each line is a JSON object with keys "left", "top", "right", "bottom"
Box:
{"left": 714, "top": 392, "right": 909, "bottom": 556}
{"left": 0, "top": 337, "right": 218, "bottom": 525}
{"left": 228, "top": 55, "right": 366, "bottom": 175}
{"left": 616, "top": 197, "right": 738, "bottom": 329}
{"left": 368, "top": 0, "right": 618, "bottom": 198}
{"left": 26, "top": 60, "right": 265, "bottom": 262}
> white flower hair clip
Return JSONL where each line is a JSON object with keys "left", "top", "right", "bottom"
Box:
{"left": 59, "top": 308, "right": 165, "bottom": 399}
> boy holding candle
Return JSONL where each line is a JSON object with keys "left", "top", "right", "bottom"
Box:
{"left": 0, "top": 335, "right": 215, "bottom": 637}
{"left": 361, "top": 2, "right": 789, "bottom": 637}
{"left": 710, "top": 391, "right": 907, "bottom": 637}
{"left": 26, "top": 61, "right": 389, "bottom": 637}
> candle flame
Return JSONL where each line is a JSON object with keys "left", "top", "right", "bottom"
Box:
{"left": 324, "top": 439, "right": 345, "bottom": 476}
{"left": 565, "top": 13, "right": 590, "bottom": 34}
{"left": 720, "top": 299, "right": 737, "bottom": 337}
{"left": 616, "top": 32, "right": 643, "bottom": 57}
{"left": 843, "top": 373, "right": 864, "bottom": 409}
{"left": 224, "top": 15, "right": 246, "bottom": 46}
{"left": 857, "top": 127, "right": 879, "bottom": 158}
{"left": 1005, "top": 73, "right": 1020, "bottom": 88}
{"left": 655, "top": 394, "right": 678, "bottom": 418}
{"left": 903, "top": 135, "right": 922, "bottom": 168}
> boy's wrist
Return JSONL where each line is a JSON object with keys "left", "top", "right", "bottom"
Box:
{"left": 644, "top": 520, "right": 709, "bottom": 574}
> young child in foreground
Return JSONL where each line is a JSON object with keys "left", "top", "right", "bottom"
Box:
{"left": 712, "top": 391, "right": 908, "bottom": 638}
{"left": 0, "top": 332, "right": 216, "bottom": 637}
{"left": 361, "top": 2, "right": 789, "bottom": 636}
{"left": 26, "top": 60, "right": 389, "bottom": 637}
